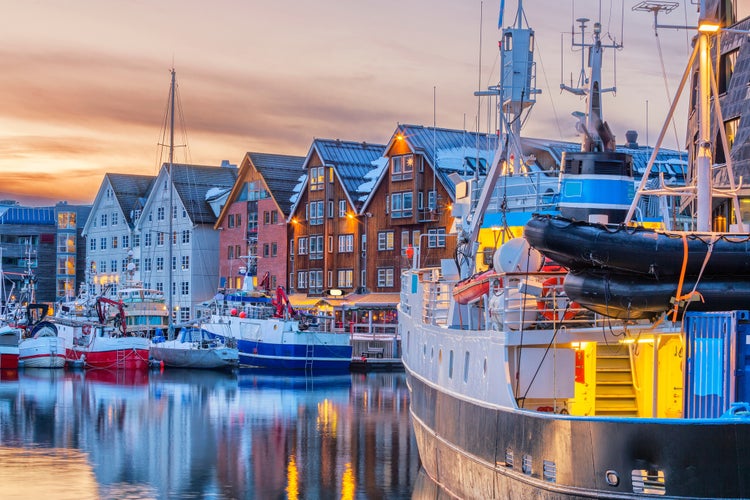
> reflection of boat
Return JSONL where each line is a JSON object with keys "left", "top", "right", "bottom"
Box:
{"left": 150, "top": 327, "right": 239, "bottom": 370}
{"left": 19, "top": 321, "right": 66, "bottom": 368}
{"left": 201, "top": 279, "right": 351, "bottom": 371}
{"left": 451, "top": 269, "right": 495, "bottom": 304}
{"left": 401, "top": 4, "right": 750, "bottom": 499}
{"left": 83, "top": 368, "right": 149, "bottom": 386}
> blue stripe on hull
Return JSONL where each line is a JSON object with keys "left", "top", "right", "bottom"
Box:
{"left": 236, "top": 339, "right": 352, "bottom": 371}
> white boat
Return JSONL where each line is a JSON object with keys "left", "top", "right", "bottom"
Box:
{"left": 401, "top": 2, "right": 750, "bottom": 499}
{"left": 150, "top": 327, "right": 239, "bottom": 370}
{"left": 18, "top": 321, "right": 65, "bottom": 368}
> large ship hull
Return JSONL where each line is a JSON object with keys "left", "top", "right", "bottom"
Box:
{"left": 202, "top": 315, "right": 352, "bottom": 371}
{"left": 402, "top": 312, "right": 750, "bottom": 499}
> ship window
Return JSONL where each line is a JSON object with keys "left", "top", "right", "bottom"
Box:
{"left": 483, "top": 358, "right": 487, "bottom": 377}
{"left": 448, "top": 350, "right": 454, "bottom": 378}
{"left": 463, "top": 351, "right": 470, "bottom": 383}
{"left": 431, "top": 347, "right": 434, "bottom": 360}
{"left": 423, "top": 344, "right": 426, "bottom": 358}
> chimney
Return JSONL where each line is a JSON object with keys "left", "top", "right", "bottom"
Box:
{"left": 625, "top": 130, "right": 639, "bottom": 149}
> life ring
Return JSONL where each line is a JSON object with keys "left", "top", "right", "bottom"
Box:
{"left": 536, "top": 276, "right": 581, "bottom": 322}
{"left": 491, "top": 277, "right": 504, "bottom": 295}
{"left": 82, "top": 324, "right": 91, "bottom": 335}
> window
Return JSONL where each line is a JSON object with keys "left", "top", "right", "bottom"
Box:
{"left": 719, "top": 49, "right": 739, "bottom": 94}
{"left": 391, "top": 191, "right": 413, "bottom": 218}
{"left": 122, "top": 235, "right": 129, "bottom": 249}
{"left": 144, "top": 258, "right": 152, "bottom": 272}
{"left": 418, "top": 191, "right": 424, "bottom": 210}
{"left": 377, "top": 268, "right": 395, "bottom": 287}
{"left": 298, "top": 237, "right": 308, "bottom": 255}
{"left": 111, "top": 260, "right": 118, "bottom": 273}
{"left": 133, "top": 209, "right": 142, "bottom": 222}
{"left": 58, "top": 234, "right": 74, "bottom": 253}
{"left": 428, "top": 190, "right": 437, "bottom": 210}
{"left": 338, "top": 200, "right": 347, "bottom": 217}
{"left": 157, "top": 232, "right": 164, "bottom": 246}
{"left": 133, "top": 234, "right": 140, "bottom": 247}
{"left": 310, "top": 166, "right": 325, "bottom": 191}
{"left": 310, "top": 235, "right": 324, "bottom": 260}
{"left": 111, "top": 212, "right": 118, "bottom": 226}
{"left": 263, "top": 244, "right": 270, "bottom": 257}
{"left": 100, "top": 237, "right": 107, "bottom": 250}
{"left": 172, "top": 256, "right": 177, "bottom": 271}
{"left": 180, "top": 307, "right": 190, "bottom": 322}
{"left": 235, "top": 245, "right": 241, "bottom": 258}
{"left": 156, "top": 282, "right": 163, "bottom": 293}
{"left": 112, "top": 236, "right": 118, "bottom": 249}
{"left": 328, "top": 200, "right": 334, "bottom": 218}
{"left": 310, "top": 201, "right": 324, "bottom": 225}
{"left": 155, "top": 257, "right": 164, "bottom": 271}
{"left": 271, "top": 242, "right": 277, "bottom": 257}
{"left": 99, "top": 261, "right": 107, "bottom": 273}
{"left": 228, "top": 246, "right": 234, "bottom": 259}
{"left": 100, "top": 214, "right": 108, "bottom": 227}
{"left": 309, "top": 270, "right": 323, "bottom": 293}
{"left": 90, "top": 238, "right": 97, "bottom": 251}
{"left": 182, "top": 230, "right": 190, "bottom": 244}
{"left": 172, "top": 206, "right": 178, "bottom": 219}
{"left": 338, "top": 234, "right": 354, "bottom": 252}
{"left": 378, "top": 231, "right": 394, "bottom": 250}
{"left": 401, "top": 231, "right": 410, "bottom": 249}
{"left": 289, "top": 273, "right": 295, "bottom": 289}
{"left": 172, "top": 231, "right": 178, "bottom": 245}
{"left": 181, "top": 281, "right": 189, "bottom": 295}
{"left": 181, "top": 256, "right": 189, "bottom": 270}
{"left": 328, "top": 235, "right": 333, "bottom": 253}
{"left": 327, "top": 270, "right": 333, "bottom": 287}
{"left": 172, "top": 282, "right": 176, "bottom": 295}
{"left": 428, "top": 228, "right": 446, "bottom": 248}
{"left": 337, "top": 269, "right": 353, "bottom": 288}
{"left": 391, "top": 154, "right": 414, "bottom": 181}
{"left": 297, "top": 271, "right": 308, "bottom": 289}
{"left": 329, "top": 167, "right": 334, "bottom": 183}
{"left": 182, "top": 208, "right": 187, "bottom": 218}
{"left": 144, "top": 233, "right": 151, "bottom": 247}
{"left": 157, "top": 207, "right": 165, "bottom": 221}
{"left": 289, "top": 239, "right": 294, "bottom": 256}
{"left": 228, "top": 214, "right": 235, "bottom": 228}
{"left": 248, "top": 213, "right": 258, "bottom": 234}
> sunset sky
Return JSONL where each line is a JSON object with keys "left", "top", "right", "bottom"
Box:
{"left": 0, "top": 0, "right": 699, "bottom": 206}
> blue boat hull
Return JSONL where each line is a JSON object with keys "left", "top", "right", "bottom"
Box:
{"left": 234, "top": 338, "right": 352, "bottom": 370}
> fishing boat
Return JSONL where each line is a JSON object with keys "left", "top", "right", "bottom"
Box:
{"left": 150, "top": 326, "right": 239, "bottom": 370}
{"left": 199, "top": 270, "right": 351, "bottom": 370}
{"left": 54, "top": 294, "right": 150, "bottom": 370}
{"left": 0, "top": 325, "right": 20, "bottom": 369}
{"left": 400, "top": 2, "right": 750, "bottom": 498}
{"left": 18, "top": 320, "right": 65, "bottom": 368}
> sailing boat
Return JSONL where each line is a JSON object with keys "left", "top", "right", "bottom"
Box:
{"left": 400, "top": 2, "right": 750, "bottom": 498}
{"left": 147, "top": 69, "right": 239, "bottom": 371}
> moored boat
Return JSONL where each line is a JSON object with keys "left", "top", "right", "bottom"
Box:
{"left": 401, "top": 2, "right": 750, "bottom": 498}
{"left": 0, "top": 325, "right": 20, "bottom": 369}
{"left": 19, "top": 321, "right": 66, "bottom": 368}
{"left": 150, "top": 326, "right": 239, "bottom": 370}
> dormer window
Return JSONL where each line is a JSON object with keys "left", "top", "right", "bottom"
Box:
{"left": 391, "top": 155, "right": 414, "bottom": 181}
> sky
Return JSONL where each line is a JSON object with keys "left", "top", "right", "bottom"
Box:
{"left": 0, "top": 0, "right": 700, "bottom": 206}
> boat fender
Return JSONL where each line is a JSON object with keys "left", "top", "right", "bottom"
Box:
{"left": 722, "top": 402, "right": 750, "bottom": 418}
{"left": 536, "top": 276, "right": 581, "bottom": 322}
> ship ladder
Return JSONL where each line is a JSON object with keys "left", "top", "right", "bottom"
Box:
{"left": 117, "top": 348, "right": 126, "bottom": 368}
{"left": 595, "top": 344, "right": 638, "bottom": 417}
{"left": 304, "top": 335, "right": 314, "bottom": 371}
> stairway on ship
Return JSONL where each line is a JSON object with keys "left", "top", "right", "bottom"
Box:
{"left": 595, "top": 344, "right": 638, "bottom": 417}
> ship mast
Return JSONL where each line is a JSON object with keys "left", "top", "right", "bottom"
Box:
{"left": 168, "top": 68, "right": 175, "bottom": 338}
{"left": 626, "top": 0, "right": 745, "bottom": 232}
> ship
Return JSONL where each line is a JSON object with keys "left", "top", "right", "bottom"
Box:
{"left": 400, "top": 1, "right": 750, "bottom": 498}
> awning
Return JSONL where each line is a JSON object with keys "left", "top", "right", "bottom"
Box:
{"left": 342, "top": 293, "right": 400, "bottom": 309}
{"left": 286, "top": 294, "right": 331, "bottom": 309}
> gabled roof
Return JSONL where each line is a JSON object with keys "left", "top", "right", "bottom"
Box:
{"left": 170, "top": 164, "right": 238, "bottom": 224}
{"left": 362, "top": 125, "right": 498, "bottom": 212}
{"left": 215, "top": 152, "right": 305, "bottom": 228}
{"left": 248, "top": 152, "right": 305, "bottom": 217}
{"left": 82, "top": 173, "right": 155, "bottom": 235}
{"left": 137, "top": 163, "right": 237, "bottom": 228}
{"left": 290, "top": 138, "right": 386, "bottom": 216}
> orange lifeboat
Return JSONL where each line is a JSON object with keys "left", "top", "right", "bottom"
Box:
{"left": 452, "top": 270, "right": 498, "bottom": 305}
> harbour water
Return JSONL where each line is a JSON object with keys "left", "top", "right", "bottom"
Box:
{"left": 0, "top": 368, "right": 419, "bottom": 499}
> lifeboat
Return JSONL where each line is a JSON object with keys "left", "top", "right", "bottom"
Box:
{"left": 452, "top": 270, "right": 497, "bottom": 304}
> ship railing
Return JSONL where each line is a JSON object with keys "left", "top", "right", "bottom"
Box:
{"left": 420, "top": 270, "right": 453, "bottom": 326}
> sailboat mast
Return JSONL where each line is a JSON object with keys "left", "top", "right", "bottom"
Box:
{"left": 168, "top": 68, "right": 175, "bottom": 335}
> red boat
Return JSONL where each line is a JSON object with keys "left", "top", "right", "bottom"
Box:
{"left": 452, "top": 270, "right": 498, "bottom": 304}
{"left": 0, "top": 325, "right": 20, "bottom": 370}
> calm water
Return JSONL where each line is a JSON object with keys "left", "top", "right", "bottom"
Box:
{"left": 0, "top": 368, "right": 420, "bottom": 499}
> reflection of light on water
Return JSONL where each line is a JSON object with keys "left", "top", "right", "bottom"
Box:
{"left": 316, "top": 398, "right": 338, "bottom": 435}
{"left": 0, "top": 447, "right": 98, "bottom": 500}
{"left": 341, "top": 462, "right": 355, "bottom": 500}
{"left": 286, "top": 454, "right": 299, "bottom": 500}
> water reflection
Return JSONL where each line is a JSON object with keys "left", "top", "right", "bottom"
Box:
{"left": 0, "top": 368, "right": 417, "bottom": 499}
